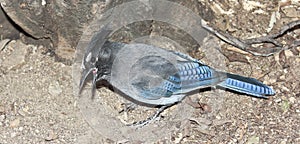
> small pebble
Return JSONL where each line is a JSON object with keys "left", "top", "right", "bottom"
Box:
{"left": 10, "top": 118, "right": 20, "bottom": 128}
{"left": 1, "top": 40, "right": 28, "bottom": 69}
{"left": 274, "top": 98, "right": 282, "bottom": 103}
{"left": 35, "top": 129, "right": 40, "bottom": 134}
{"left": 41, "top": 0, "right": 47, "bottom": 6}
{"left": 0, "top": 115, "right": 5, "bottom": 122}
{"left": 10, "top": 132, "right": 17, "bottom": 138}
{"left": 232, "top": 138, "right": 238, "bottom": 143}
{"left": 48, "top": 81, "right": 62, "bottom": 96}
{"left": 289, "top": 97, "right": 296, "bottom": 103}
{"left": 247, "top": 136, "right": 260, "bottom": 144}
{"left": 280, "top": 139, "right": 287, "bottom": 144}
{"left": 0, "top": 105, "right": 5, "bottom": 113}
{"left": 45, "top": 130, "right": 58, "bottom": 141}
{"left": 19, "top": 127, "right": 24, "bottom": 131}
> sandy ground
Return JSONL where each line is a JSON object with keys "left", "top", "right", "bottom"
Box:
{"left": 1, "top": 1, "right": 300, "bottom": 144}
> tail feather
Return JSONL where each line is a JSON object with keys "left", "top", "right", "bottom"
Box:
{"left": 217, "top": 73, "right": 275, "bottom": 98}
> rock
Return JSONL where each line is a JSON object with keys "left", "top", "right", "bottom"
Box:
{"left": 0, "top": 115, "right": 5, "bottom": 122}
{"left": 10, "top": 132, "right": 17, "bottom": 138}
{"left": 0, "top": 0, "right": 106, "bottom": 61}
{"left": 282, "top": 6, "right": 300, "bottom": 18}
{"left": 45, "top": 130, "right": 58, "bottom": 141}
{"left": 247, "top": 136, "right": 260, "bottom": 144}
{"left": 274, "top": 98, "right": 282, "bottom": 103}
{"left": 1, "top": 40, "right": 28, "bottom": 70}
{"left": 289, "top": 97, "right": 296, "bottom": 104}
{"left": 0, "top": 105, "right": 5, "bottom": 114}
{"left": 10, "top": 118, "right": 20, "bottom": 128}
{"left": 0, "top": 8, "right": 20, "bottom": 40}
{"left": 48, "top": 81, "right": 62, "bottom": 96}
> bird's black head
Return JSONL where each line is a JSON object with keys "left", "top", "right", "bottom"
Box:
{"left": 79, "top": 28, "right": 112, "bottom": 97}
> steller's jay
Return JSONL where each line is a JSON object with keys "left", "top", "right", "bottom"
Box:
{"left": 79, "top": 29, "right": 275, "bottom": 126}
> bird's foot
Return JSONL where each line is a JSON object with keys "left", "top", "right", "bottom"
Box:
{"left": 119, "top": 103, "right": 137, "bottom": 113}
{"left": 127, "top": 105, "right": 168, "bottom": 128}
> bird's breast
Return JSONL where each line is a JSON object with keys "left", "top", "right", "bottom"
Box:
{"left": 109, "top": 43, "right": 184, "bottom": 105}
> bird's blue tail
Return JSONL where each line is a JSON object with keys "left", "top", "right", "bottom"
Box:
{"left": 217, "top": 73, "right": 275, "bottom": 98}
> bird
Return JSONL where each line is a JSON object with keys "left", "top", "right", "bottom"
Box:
{"left": 79, "top": 30, "right": 275, "bottom": 127}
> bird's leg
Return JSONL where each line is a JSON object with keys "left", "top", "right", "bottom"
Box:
{"left": 127, "top": 105, "right": 169, "bottom": 128}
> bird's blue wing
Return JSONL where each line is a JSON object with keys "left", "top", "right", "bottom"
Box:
{"left": 132, "top": 51, "right": 224, "bottom": 99}
{"left": 172, "top": 52, "right": 226, "bottom": 94}
{"left": 131, "top": 50, "right": 274, "bottom": 100}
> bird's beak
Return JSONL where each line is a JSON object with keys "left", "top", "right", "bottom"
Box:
{"left": 79, "top": 67, "right": 99, "bottom": 99}
{"left": 78, "top": 68, "right": 94, "bottom": 95}
{"left": 91, "top": 68, "right": 98, "bottom": 98}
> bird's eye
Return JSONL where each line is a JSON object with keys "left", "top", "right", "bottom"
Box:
{"left": 90, "top": 57, "right": 96, "bottom": 63}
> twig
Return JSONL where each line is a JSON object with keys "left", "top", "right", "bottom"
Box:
{"left": 201, "top": 20, "right": 300, "bottom": 56}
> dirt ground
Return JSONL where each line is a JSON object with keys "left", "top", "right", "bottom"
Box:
{"left": 1, "top": 1, "right": 300, "bottom": 144}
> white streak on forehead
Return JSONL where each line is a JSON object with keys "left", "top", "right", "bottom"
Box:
{"left": 81, "top": 52, "right": 92, "bottom": 70}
